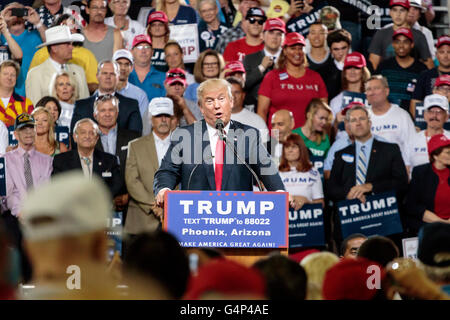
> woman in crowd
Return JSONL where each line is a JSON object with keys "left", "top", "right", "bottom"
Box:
{"left": 149, "top": 0, "right": 198, "bottom": 25}
{"left": 258, "top": 32, "right": 328, "bottom": 130}
{"left": 31, "top": 107, "right": 68, "bottom": 156}
{"left": 147, "top": 11, "right": 171, "bottom": 72}
{"left": 183, "top": 49, "right": 225, "bottom": 104}
{"left": 279, "top": 133, "right": 324, "bottom": 210}
{"left": 35, "top": 96, "right": 62, "bottom": 128}
{"left": 106, "top": 0, "right": 146, "bottom": 50}
{"left": 406, "top": 134, "right": 450, "bottom": 235}
{"left": 292, "top": 99, "right": 333, "bottom": 159}
{"left": 164, "top": 40, "right": 195, "bottom": 85}
{"left": 50, "top": 72, "right": 79, "bottom": 129}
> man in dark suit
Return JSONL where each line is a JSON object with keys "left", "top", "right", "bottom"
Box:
{"left": 328, "top": 105, "right": 408, "bottom": 203}
{"left": 70, "top": 60, "right": 143, "bottom": 135}
{"left": 154, "top": 78, "right": 285, "bottom": 210}
{"left": 93, "top": 94, "right": 140, "bottom": 214}
{"left": 243, "top": 17, "right": 285, "bottom": 111}
{"left": 52, "top": 118, "right": 122, "bottom": 197}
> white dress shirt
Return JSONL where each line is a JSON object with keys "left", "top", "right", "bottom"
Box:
{"left": 205, "top": 121, "right": 230, "bottom": 172}
{"left": 153, "top": 131, "right": 171, "bottom": 166}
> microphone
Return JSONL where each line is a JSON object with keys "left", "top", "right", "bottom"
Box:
{"left": 215, "top": 119, "right": 226, "bottom": 141}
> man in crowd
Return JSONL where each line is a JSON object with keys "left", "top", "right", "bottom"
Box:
{"left": 25, "top": 25, "right": 89, "bottom": 105}
{"left": 377, "top": 28, "right": 427, "bottom": 112}
{"left": 306, "top": 22, "right": 330, "bottom": 71}
{"left": 224, "top": 60, "right": 246, "bottom": 84}
{"left": 340, "top": 233, "right": 368, "bottom": 259}
{"left": 407, "top": 93, "right": 450, "bottom": 170}
{"left": 214, "top": 0, "right": 261, "bottom": 54}
{"left": 125, "top": 97, "right": 175, "bottom": 236}
{"left": 407, "top": 0, "right": 435, "bottom": 59}
{"left": 198, "top": 0, "right": 229, "bottom": 52}
{"left": 82, "top": 0, "right": 123, "bottom": 62}
{"left": 129, "top": 34, "right": 166, "bottom": 103}
{"left": 433, "top": 75, "right": 450, "bottom": 102}
{"left": 0, "top": 60, "right": 34, "bottom": 128}
{"left": 1, "top": 3, "right": 45, "bottom": 96}
{"left": 243, "top": 17, "right": 285, "bottom": 112}
{"left": 368, "top": 0, "right": 433, "bottom": 71}
{"left": 93, "top": 94, "right": 140, "bottom": 213}
{"left": 268, "top": 109, "right": 295, "bottom": 164}
{"left": 53, "top": 118, "right": 122, "bottom": 197}
{"left": 70, "top": 60, "right": 142, "bottom": 135}
{"left": 411, "top": 35, "right": 450, "bottom": 115}
{"left": 113, "top": 49, "right": 149, "bottom": 126}
{"left": 223, "top": 7, "right": 265, "bottom": 62}
{"left": 365, "top": 75, "right": 416, "bottom": 171}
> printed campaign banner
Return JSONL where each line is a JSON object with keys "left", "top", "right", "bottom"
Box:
{"left": 0, "top": 158, "right": 6, "bottom": 196}
{"left": 310, "top": 155, "right": 324, "bottom": 180}
{"left": 337, "top": 191, "right": 403, "bottom": 238}
{"left": 289, "top": 203, "right": 325, "bottom": 248}
{"left": 415, "top": 102, "right": 450, "bottom": 131}
{"left": 8, "top": 126, "right": 17, "bottom": 146}
{"left": 285, "top": 0, "right": 326, "bottom": 35}
{"left": 55, "top": 126, "right": 70, "bottom": 148}
{"left": 341, "top": 91, "right": 368, "bottom": 110}
{"left": 165, "top": 191, "right": 289, "bottom": 248}
{"left": 169, "top": 24, "right": 200, "bottom": 63}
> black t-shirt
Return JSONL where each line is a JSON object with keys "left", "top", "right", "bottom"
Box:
{"left": 317, "top": 59, "right": 342, "bottom": 101}
{"left": 412, "top": 68, "right": 450, "bottom": 101}
{"left": 151, "top": 48, "right": 168, "bottom": 73}
{"left": 307, "top": 52, "right": 332, "bottom": 72}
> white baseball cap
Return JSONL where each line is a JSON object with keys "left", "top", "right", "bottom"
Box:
{"left": 21, "top": 172, "right": 112, "bottom": 241}
{"left": 148, "top": 97, "right": 174, "bottom": 116}
{"left": 424, "top": 94, "right": 449, "bottom": 114}
{"left": 113, "top": 49, "right": 134, "bottom": 64}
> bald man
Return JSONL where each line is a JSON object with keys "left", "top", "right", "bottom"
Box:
{"left": 268, "top": 109, "right": 295, "bottom": 164}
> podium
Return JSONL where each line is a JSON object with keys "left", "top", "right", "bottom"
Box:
{"left": 164, "top": 190, "right": 289, "bottom": 266}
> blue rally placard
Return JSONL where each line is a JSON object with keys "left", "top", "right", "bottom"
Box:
{"left": 0, "top": 157, "right": 6, "bottom": 196}
{"left": 341, "top": 91, "right": 368, "bottom": 111}
{"left": 289, "top": 204, "right": 325, "bottom": 248}
{"left": 8, "top": 126, "right": 17, "bottom": 146}
{"left": 415, "top": 102, "right": 450, "bottom": 131}
{"left": 55, "top": 126, "right": 70, "bottom": 148}
{"left": 165, "top": 191, "right": 289, "bottom": 248}
{"left": 337, "top": 191, "right": 403, "bottom": 238}
{"left": 310, "top": 155, "right": 324, "bottom": 180}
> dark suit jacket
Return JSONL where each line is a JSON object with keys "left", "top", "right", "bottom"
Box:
{"left": 95, "top": 127, "right": 141, "bottom": 194}
{"left": 327, "top": 139, "right": 408, "bottom": 202}
{"left": 153, "top": 119, "right": 285, "bottom": 193}
{"left": 243, "top": 50, "right": 273, "bottom": 110}
{"left": 52, "top": 148, "right": 122, "bottom": 197}
{"left": 405, "top": 163, "right": 450, "bottom": 233}
{"left": 70, "top": 92, "right": 143, "bottom": 135}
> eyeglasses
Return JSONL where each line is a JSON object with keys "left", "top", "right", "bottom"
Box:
{"left": 135, "top": 44, "right": 151, "bottom": 50}
{"left": 247, "top": 17, "right": 265, "bottom": 25}
{"left": 203, "top": 62, "right": 219, "bottom": 67}
{"left": 167, "top": 72, "right": 186, "bottom": 79}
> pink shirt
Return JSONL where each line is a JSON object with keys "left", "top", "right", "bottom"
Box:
{"left": 4, "top": 146, "right": 52, "bottom": 216}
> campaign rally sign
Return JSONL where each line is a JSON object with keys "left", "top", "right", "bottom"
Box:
{"left": 310, "top": 155, "right": 324, "bottom": 180}
{"left": 402, "top": 237, "right": 419, "bottom": 260}
{"left": 341, "top": 91, "right": 368, "bottom": 111}
{"left": 165, "top": 191, "right": 289, "bottom": 248}
{"left": 337, "top": 191, "right": 403, "bottom": 238}
{"left": 285, "top": 1, "right": 326, "bottom": 35}
{"left": 415, "top": 102, "right": 450, "bottom": 131}
{"left": 8, "top": 126, "right": 17, "bottom": 146}
{"left": 169, "top": 24, "right": 199, "bottom": 63}
{"left": 106, "top": 211, "right": 123, "bottom": 260}
{"left": 55, "top": 126, "right": 70, "bottom": 148}
{"left": 0, "top": 158, "right": 6, "bottom": 196}
{"left": 289, "top": 203, "right": 325, "bottom": 248}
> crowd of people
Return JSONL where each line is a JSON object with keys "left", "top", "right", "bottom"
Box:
{"left": 0, "top": 0, "right": 449, "bottom": 300}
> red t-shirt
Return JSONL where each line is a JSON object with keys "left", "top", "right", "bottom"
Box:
{"left": 258, "top": 68, "right": 328, "bottom": 129}
{"left": 432, "top": 165, "right": 450, "bottom": 219}
{"left": 223, "top": 38, "right": 264, "bottom": 62}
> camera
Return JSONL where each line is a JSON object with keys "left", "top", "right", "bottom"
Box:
{"left": 11, "top": 8, "right": 28, "bottom": 17}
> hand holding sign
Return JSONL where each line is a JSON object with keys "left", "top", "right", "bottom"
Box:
{"left": 289, "top": 194, "right": 309, "bottom": 211}
{"left": 347, "top": 183, "right": 373, "bottom": 203}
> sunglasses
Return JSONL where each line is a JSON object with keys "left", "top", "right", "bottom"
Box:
{"left": 167, "top": 72, "right": 186, "bottom": 79}
{"left": 247, "top": 17, "right": 265, "bottom": 25}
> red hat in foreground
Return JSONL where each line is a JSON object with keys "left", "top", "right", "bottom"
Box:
{"left": 435, "top": 74, "right": 450, "bottom": 87}
{"left": 436, "top": 35, "right": 450, "bottom": 48}
{"left": 284, "top": 32, "right": 306, "bottom": 47}
{"left": 264, "top": 18, "right": 286, "bottom": 33}
{"left": 132, "top": 34, "right": 152, "bottom": 48}
{"left": 224, "top": 61, "right": 246, "bottom": 78}
{"left": 342, "top": 101, "right": 366, "bottom": 116}
{"left": 393, "top": 27, "right": 414, "bottom": 42}
{"left": 428, "top": 134, "right": 450, "bottom": 155}
{"left": 147, "top": 11, "right": 169, "bottom": 25}
{"left": 165, "top": 68, "right": 187, "bottom": 87}
{"left": 344, "top": 52, "right": 367, "bottom": 69}
{"left": 389, "top": 0, "right": 410, "bottom": 9}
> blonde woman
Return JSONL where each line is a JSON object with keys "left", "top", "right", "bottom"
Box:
{"left": 50, "top": 72, "right": 79, "bottom": 129}
{"left": 292, "top": 98, "right": 333, "bottom": 158}
{"left": 31, "top": 107, "right": 69, "bottom": 157}
{"left": 151, "top": 0, "right": 197, "bottom": 25}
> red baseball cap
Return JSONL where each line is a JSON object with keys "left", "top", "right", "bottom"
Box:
{"left": 264, "top": 18, "right": 286, "bottom": 33}
{"left": 428, "top": 134, "right": 450, "bottom": 154}
{"left": 393, "top": 27, "right": 414, "bottom": 42}
{"left": 164, "top": 68, "right": 187, "bottom": 87}
{"left": 283, "top": 32, "right": 305, "bottom": 47}
{"left": 322, "top": 258, "right": 386, "bottom": 300}
{"left": 132, "top": 34, "right": 152, "bottom": 48}
{"left": 147, "top": 11, "right": 169, "bottom": 25}
{"left": 389, "top": 0, "right": 410, "bottom": 9}
{"left": 436, "top": 35, "right": 450, "bottom": 48}
{"left": 435, "top": 74, "right": 450, "bottom": 87}
{"left": 344, "top": 52, "right": 367, "bottom": 69}
{"left": 224, "top": 61, "right": 246, "bottom": 77}
{"left": 342, "top": 101, "right": 366, "bottom": 116}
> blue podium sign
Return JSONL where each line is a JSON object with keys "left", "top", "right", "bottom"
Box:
{"left": 55, "top": 126, "right": 70, "bottom": 148}
{"left": 289, "top": 204, "right": 325, "bottom": 248}
{"left": 337, "top": 191, "right": 403, "bottom": 238}
{"left": 165, "top": 191, "right": 289, "bottom": 248}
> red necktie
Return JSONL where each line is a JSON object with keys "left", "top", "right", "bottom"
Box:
{"left": 215, "top": 136, "right": 225, "bottom": 191}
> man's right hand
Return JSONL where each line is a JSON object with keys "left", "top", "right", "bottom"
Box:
{"left": 155, "top": 188, "right": 170, "bottom": 207}
{"left": 261, "top": 56, "right": 274, "bottom": 70}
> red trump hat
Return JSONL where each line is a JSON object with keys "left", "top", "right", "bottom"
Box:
{"left": 342, "top": 101, "right": 366, "bottom": 116}
{"left": 224, "top": 61, "right": 246, "bottom": 78}
{"left": 436, "top": 35, "right": 450, "bottom": 48}
{"left": 283, "top": 32, "right": 306, "bottom": 47}
{"left": 393, "top": 27, "right": 414, "bottom": 42}
{"left": 435, "top": 74, "right": 450, "bottom": 87}
{"left": 264, "top": 18, "right": 286, "bottom": 33}
{"left": 389, "top": 0, "right": 410, "bottom": 9}
{"left": 165, "top": 68, "right": 187, "bottom": 87}
{"left": 132, "top": 34, "right": 152, "bottom": 48}
{"left": 147, "top": 11, "right": 169, "bottom": 25}
{"left": 428, "top": 134, "right": 450, "bottom": 154}
{"left": 344, "top": 52, "right": 367, "bottom": 69}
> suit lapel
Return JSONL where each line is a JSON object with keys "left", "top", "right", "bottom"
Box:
{"left": 365, "top": 140, "right": 379, "bottom": 182}
{"left": 96, "top": 138, "right": 104, "bottom": 152}
{"left": 147, "top": 133, "right": 159, "bottom": 171}
{"left": 92, "top": 149, "right": 103, "bottom": 176}
{"left": 71, "top": 150, "right": 83, "bottom": 169}
{"left": 201, "top": 120, "right": 216, "bottom": 190}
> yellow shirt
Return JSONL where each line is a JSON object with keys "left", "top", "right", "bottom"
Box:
{"left": 29, "top": 46, "right": 99, "bottom": 85}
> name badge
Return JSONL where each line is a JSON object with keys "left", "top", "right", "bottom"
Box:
{"left": 279, "top": 72, "right": 288, "bottom": 80}
{"left": 341, "top": 154, "right": 354, "bottom": 163}
{"left": 102, "top": 171, "right": 112, "bottom": 178}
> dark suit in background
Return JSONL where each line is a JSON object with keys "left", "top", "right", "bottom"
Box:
{"left": 52, "top": 149, "right": 122, "bottom": 197}
{"left": 70, "top": 92, "right": 143, "bottom": 135}
{"left": 154, "top": 120, "right": 284, "bottom": 194}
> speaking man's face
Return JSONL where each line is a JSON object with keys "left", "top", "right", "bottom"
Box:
{"left": 199, "top": 86, "right": 233, "bottom": 127}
